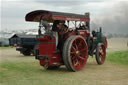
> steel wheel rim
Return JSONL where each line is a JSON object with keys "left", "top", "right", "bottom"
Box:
{"left": 70, "top": 37, "right": 88, "bottom": 70}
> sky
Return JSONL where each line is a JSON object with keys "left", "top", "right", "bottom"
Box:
{"left": 1, "top": 0, "right": 128, "bottom": 34}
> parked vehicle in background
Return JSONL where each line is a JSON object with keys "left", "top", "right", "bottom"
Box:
{"left": 9, "top": 34, "right": 37, "bottom": 56}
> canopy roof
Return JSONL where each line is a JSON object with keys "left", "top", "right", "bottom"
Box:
{"left": 25, "top": 10, "right": 90, "bottom": 22}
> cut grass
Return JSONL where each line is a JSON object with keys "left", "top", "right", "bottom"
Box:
{"left": 107, "top": 51, "right": 128, "bottom": 65}
{"left": 0, "top": 48, "right": 128, "bottom": 85}
{"left": 0, "top": 61, "right": 85, "bottom": 85}
{"left": 0, "top": 46, "right": 14, "bottom": 50}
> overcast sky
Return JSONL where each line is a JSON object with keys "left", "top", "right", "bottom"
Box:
{"left": 1, "top": 0, "right": 128, "bottom": 34}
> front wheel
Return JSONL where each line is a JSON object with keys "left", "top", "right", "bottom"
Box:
{"left": 63, "top": 36, "right": 88, "bottom": 71}
{"left": 96, "top": 43, "right": 106, "bottom": 65}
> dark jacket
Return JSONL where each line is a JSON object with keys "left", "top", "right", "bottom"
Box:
{"left": 52, "top": 20, "right": 60, "bottom": 32}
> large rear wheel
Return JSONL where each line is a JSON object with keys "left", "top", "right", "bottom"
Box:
{"left": 63, "top": 36, "right": 88, "bottom": 71}
{"left": 96, "top": 43, "right": 106, "bottom": 65}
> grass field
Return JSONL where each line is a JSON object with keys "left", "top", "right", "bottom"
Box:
{"left": 0, "top": 51, "right": 128, "bottom": 85}
{"left": 107, "top": 51, "right": 128, "bottom": 65}
{"left": 0, "top": 46, "right": 13, "bottom": 49}
{"left": 0, "top": 59, "right": 99, "bottom": 85}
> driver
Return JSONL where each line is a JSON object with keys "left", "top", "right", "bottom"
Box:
{"left": 52, "top": 20, "right": 68, "bottom": 51}
{"left": 58, "top": 20, "right": 68, "bottom": 51}
{"left": 58, "top": 20, "right": 68, "bottom": 35}
{"left": 52, "top": 20, "right": 60, "bottom": 48}
{"left": 52, "top": 20, "right": 61, "bottom": 32}
{"left": 60, "top": 20, "right": 68, "bottom": 29}
{"left": 52, "top": 20, "right": 68, "bottom": 33}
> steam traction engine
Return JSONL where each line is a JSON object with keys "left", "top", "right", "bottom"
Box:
{"left": 25, "top": 10, "right": 107, "bottom": 71}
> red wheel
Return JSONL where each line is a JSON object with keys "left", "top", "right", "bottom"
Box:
{"left": 96, "top": 43, "right": 106, "bottom": 65}
{"left": 63, "top": 36, "right": 88, "bottom": 71}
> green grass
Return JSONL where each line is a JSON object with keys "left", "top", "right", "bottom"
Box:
{"left": 0, "top": 61, "right": 85, "bottom": 85}
{"left": 0, "top": 50, "right": 128, "bottom": 85}
{"left": 0, "top": 46, "right": 14, "bottom": 50}
{"left": 107, "top": 51, "right": 128, "bottom": 65}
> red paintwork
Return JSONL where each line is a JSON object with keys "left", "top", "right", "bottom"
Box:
{"left": 37, "top": 30, "right": 90, "bottom": 68}
{"left": 37, "top": 36, "right": 56, "bottom": 55}
{"left": 63, "top": 30, "right": 90, "bottom": 41}
{"left": 40, "top": 52, "right": 62, "bottom": 67}
{"left": 52, "top": 16, "right": 90, "bottom": 22}
{"left": 37, "top": 35, "right": 62, "bottom": 67}
{"left": 64, "top": 32, "right": 76, "bottom": 40}
{"left": 77, "top": 30, "right": 90, "bottom": 37}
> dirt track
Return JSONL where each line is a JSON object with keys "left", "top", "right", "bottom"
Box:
{"left": 107, "top": 38, "right": 128, "bottom": 52}
{"left": 0, "top": 38, "right": 128, "bottom": 85}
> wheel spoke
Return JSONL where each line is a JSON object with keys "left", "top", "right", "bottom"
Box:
{"left": 72, "top": 59, "right": 76, "bottom": 66}
{"left": 99, "top": 47, "right": 103, "bottom": 53}
{"left": 74, "top": 40, "right": 78, "bottom": 50}
{"left": 101, "top": 50, "right": 104, "bottom": 56}
{"left": 78, "top": 40, "right": 82, "bottom": 47}
{"left": 100, "top": 52, "right": 104, "bottom": 57}
{"left": 71, "top": 55, "right": 76, "bottom": 60}
{"left": 71, "top": 51, "right": 76, "bottom": 54}
{"left": 74, "top": 58, "right": 80, "bottom": 66}
{"left": 74, "top": 58, "right": 79, "bottom": 66}
{"left": 99, "top": 54, "right": 102, "bottom": 61}
{"left": 72, "top": 45, "right": 76, "bottom": 51}
{"left": 80, "top": 48, "right": 86, "bottom": 52}
{"left": 78, "top": 55, "right": 85, "bottom": 60}
{"left": 99, "top": 47, "right": 104, "bottom": 57}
